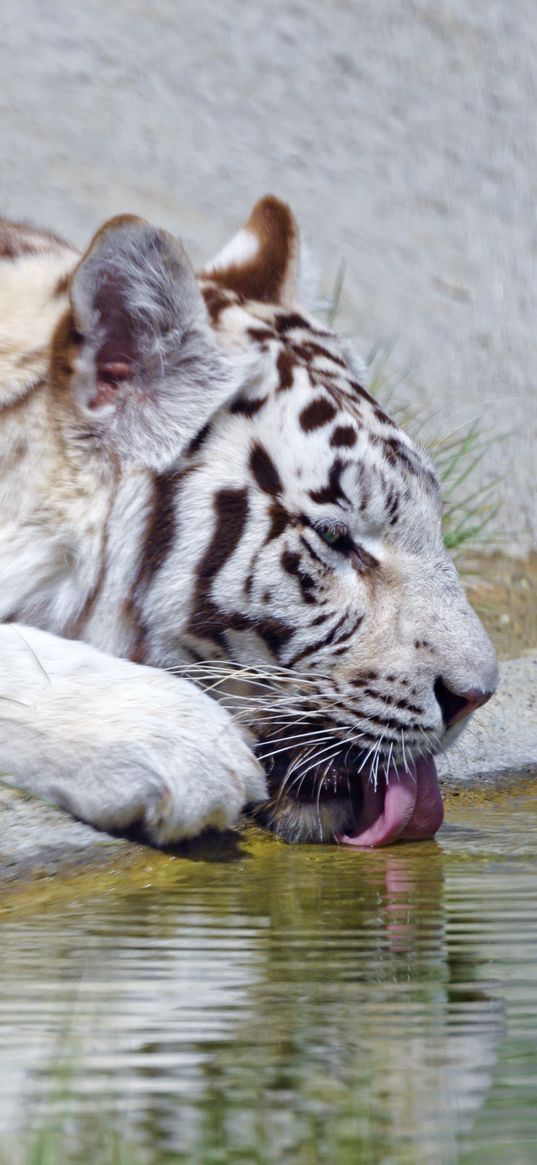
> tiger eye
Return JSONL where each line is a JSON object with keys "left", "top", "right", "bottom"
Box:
{"left": 320, "top": 526, "right": 346, "bottom": 546}
{"left": 316, "top": 522, "right": 350, "bottom": 551}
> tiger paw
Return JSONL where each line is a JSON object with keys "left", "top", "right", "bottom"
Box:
{"left": 0, "top": 625, "right": 266, "bottom": 845}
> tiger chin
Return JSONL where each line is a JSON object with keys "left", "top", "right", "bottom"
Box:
{"left": 248, "top": 755, "right": 361, "bottom": 844}
{"left": 0, "top": 195, "right": 498, "bottom": 850}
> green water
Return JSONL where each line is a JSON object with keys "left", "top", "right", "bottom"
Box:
{"left": 1, "top": 785, "right": 537, "bottom": 1165}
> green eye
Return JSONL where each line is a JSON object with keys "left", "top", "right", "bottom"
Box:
{"left": 313, "top": 522, "right": 379, "bottom": 571}
{"left": 316, "top": 523, "right": 351, "bottom": 551}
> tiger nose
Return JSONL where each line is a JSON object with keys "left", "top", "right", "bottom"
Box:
{"left": 434, "top": 677, "right": 494, "bottom": 729}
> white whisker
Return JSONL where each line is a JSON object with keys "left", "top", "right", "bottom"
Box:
{"left": 401, "top": 729, "right": 409, "bottom": 776}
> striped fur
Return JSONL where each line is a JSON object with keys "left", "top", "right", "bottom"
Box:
{"left": 0, "top": 198, "right": 498, "bottom": 845}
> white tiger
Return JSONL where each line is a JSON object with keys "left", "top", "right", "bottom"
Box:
{"left": 0, "top": 198, "right": 498, "bottom": 846}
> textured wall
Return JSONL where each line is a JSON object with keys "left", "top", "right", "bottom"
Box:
{"left": 1, "top": 0, "right": 535, "bottom": 551}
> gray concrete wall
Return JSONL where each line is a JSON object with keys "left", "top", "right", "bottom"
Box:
{"left": 1, "top": 0, "right": 535, "bottom": 552}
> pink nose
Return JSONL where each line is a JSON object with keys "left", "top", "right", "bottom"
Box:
{"left": 434, "top": 678, "right": 494, "bottom": 729}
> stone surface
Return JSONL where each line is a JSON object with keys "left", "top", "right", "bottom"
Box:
{"left": 438, "top": 651, "right": 537, "bottom": 786}
{"left": 0, "top": 0, "right": 536, "bottom": 551}
{"left": 0, "top": 786, "right": 130, "bottom": 881}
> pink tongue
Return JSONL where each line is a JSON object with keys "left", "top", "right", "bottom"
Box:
{"left": 337, "top": 757, "right": 444, "bottom": 849}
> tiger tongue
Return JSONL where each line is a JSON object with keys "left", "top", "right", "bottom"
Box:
{"left": 337, "top": 757, "right": 444, "bottom": 848}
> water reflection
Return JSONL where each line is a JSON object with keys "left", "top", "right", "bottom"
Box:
{"left": 0, "top": 789, "right": 536, "bottom": 1163}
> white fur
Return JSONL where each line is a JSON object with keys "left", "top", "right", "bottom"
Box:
{"left": 206, "top": 228, "right": 259, "bottom": 273}
{"left": 68, "top": 219, "right": 244, "bottom": 471}
{"left": 0, "top": 209, "right": 497, "bottom": 847}
{"left": 0, "top": 624, "right": 265, "bottom": 843}
{"left": 0, "top": 246, "right": 75, "bottom": 406}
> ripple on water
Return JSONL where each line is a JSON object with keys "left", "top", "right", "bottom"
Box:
{"left": 0, "top": 781, "right": 536, "bottom": 1163}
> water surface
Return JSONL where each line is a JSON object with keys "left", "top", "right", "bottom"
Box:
{"left": 1, "top": 783, "right": 537, "bottom": 1164}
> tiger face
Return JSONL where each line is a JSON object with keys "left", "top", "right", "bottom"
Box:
{"left": 0, "top": 197, "right": 498, "bottom": 847}
{"left": 138, "top": 200, "right": 498, "bottom": 845}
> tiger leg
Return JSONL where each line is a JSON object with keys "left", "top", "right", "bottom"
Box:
{"left": 0, "top": 624, "right": 266, "bottom": 845}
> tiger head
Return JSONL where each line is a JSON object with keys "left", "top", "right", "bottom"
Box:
{"left": 60, "top": 198, "right": 498, "bottom": 845}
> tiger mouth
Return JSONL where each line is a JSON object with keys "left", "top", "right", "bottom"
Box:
{"left": 250, "top": 746, "right": 444, "bottom": 847}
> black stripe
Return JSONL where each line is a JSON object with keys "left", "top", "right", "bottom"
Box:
{"left": 187, "top": 487, "right": 250, "bottom": 648}
{"left": 287, "top": 611, "right": 356, "bottom": 667}
{"left": 250, "top": 442, "right": 282, "bottom": 496}
{"left": 299, "top": 533, "right": 326, "bottom": 567}
{"left": 299, "top": 397, "right": 337, "bottom": 432}
{"left": 230, "top": 395, "right": 268, "bottom": 417}
{"left": 184, "top": 421, "right": 212, "bottom": 457}
{"left": 137, "top": 468, "right": 192, "bottom": 589}
{"left": 309, "top": 458, "right": 350, "bottom": 506}
{"left": 281, "top": 549, "right": 316, "bottom": 603}
{"left": 266, "top": 502, "right": 290, "bottom": 542}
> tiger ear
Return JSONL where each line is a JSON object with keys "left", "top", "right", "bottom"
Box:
{"left": 202, "top": 196, "right": 300, "bottom": 307}
{"left": 53, "top": 215, "right": 236, "bottom": 469}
